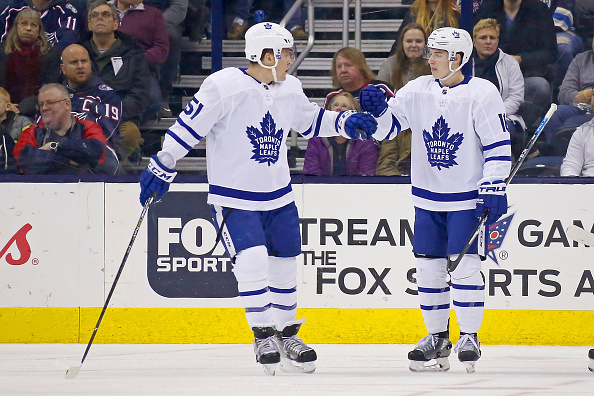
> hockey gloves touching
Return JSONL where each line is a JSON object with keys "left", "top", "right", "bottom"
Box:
{"left": 359, "top": 85, "right": 388, "bottom": 117}
{"left": 475, "top": 180, "right": 507, "bottom": 224}
{"left": 139, "top": 155, "right": 177, "bottom": 206}
{"left": 336, "top": 110, "right": 378, "bottom": 140}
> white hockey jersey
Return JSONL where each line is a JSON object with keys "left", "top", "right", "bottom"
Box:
{"left": 160, "top": 67, "right": 344, "bottom": 211}
{"left": 374, "top": 75, "right": 512, "bottom": 212}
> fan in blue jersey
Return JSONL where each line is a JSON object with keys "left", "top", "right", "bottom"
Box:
{"left": 360, "top": 27, "right": 511, "bottom": 374}
{"left": 139, "top": 22, "right": 377, "bottom": 375}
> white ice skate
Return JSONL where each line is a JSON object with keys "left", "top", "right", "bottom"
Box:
{"left": 454, "top": 333, "right": 481, "bottom": 373}
{"left": 589, "top": 349, "right": 594, "bottom": 373}
{"left": 252, "top": 326, "right": 281, "bottom": 375}
{"left": 275, "top": 319, "right": 317, "bottom": 374}
{"left": 408, "top": 334, "right": 452, "bottom": 372}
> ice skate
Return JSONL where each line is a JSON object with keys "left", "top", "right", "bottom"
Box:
{"left": 454, "top": 333, "right": 481, "bottom": 373}
{"left": 252, "top": 326, "right": 280, "bottom": 375}
{"left": 408, "top": 334, "right": 452, "bottom": 372}
{"left": 275, "top": 319, "right": 317, "bottom": 374}
{"left": 589, "top": 349, "right": 594, "bottom": 373}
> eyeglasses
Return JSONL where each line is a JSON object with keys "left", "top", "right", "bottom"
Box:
{"left": 89, "top": 11, "right": 114, "bottom": 19}
{"left": 37, "top": 99, "right": 68, "bottom": 109}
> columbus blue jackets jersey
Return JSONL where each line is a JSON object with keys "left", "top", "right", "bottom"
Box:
{"left": 373, "top": 75, "right": 512, "bottom": 212}
{"left": 67, "top": 76, "right": 122, "bottom": 144}
{"left": 160, "top": 67, "right": 346, "bottom": 211}
{"left": 0, "top": 0, "right": 81, "bottom": 51}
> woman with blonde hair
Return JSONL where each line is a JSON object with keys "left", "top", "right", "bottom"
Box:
{"left": 0, "top": 9, "right": 60, "bottom": 108}
{"left": 390, "top": 0, "right": 459, "bottom": 53}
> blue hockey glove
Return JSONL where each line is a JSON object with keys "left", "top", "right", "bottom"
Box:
{"left": 359, "top": 85, "right": 388, "bottom": 117}
{"left": 475, "top": 180, "right": 507, "bottom": 224}
{"left": 336, "top": 110, "right": 378, "bottom": 140}
{"left": 139, "top": 155, "right": 177, "bottom": 205}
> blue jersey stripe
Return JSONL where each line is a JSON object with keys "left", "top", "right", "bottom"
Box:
{"left": 418, "top": 286, "right": 451, "bottom": 293}
{"left": 420, "top": 303, "right": 450, "bottom": 310}
{"left": 239, "top": 287, "right": 268, "bottom": 297}
{"left": 245, "top": 303, "right": 272, "bottom": 313}
{"left": 453, "top": 300, "right": 485, "bottom": 307}
{"left": 386, "top": 114, "right": 401, "bottom": 140}
{"left": 271, "top": 303, "right": 297, "bottom": 311}
{"left": 209, "top": 183, "right": 292, "bottom": 201}
{"left": 412, "top": 186, "right": 478, "bottom": 202}
{"left": 312, "top": 108, "right": 324, "bottom": 137}
{"left": 451, "top": 283, "right": 485, "bottom": 291}
{"left": 177, "top": 117, "right": 204, "bottom": 141}
{"left": 270, "top": 286, "right": 297, "bottom": 294}
{"left": 166, "top": 130, "right": 193, "bottom": 151}
{"left": 483, "top": 139, "right": 511, "bottom": 151}
{"left": 485, "top": 155, "right": 512, "bottom": 163}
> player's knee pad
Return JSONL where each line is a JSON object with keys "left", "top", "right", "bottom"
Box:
{"left": 415, "top": 257, "right": 448, "bottom": 288}
{"left": 449, "top": 254, "right": 483, "bottom": 285}
{"left": 268, "top": 256, "right": 297, "bottom": 288}
{"left": 233, "top": 245, "right": 269, "bottom": 287}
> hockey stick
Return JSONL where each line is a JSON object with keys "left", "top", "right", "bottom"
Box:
{"left": 65, "top": 193, "right": 156, "bottom": 379}
{"left": 446, "top": 103, "right": 557, "bottom": 272}
{"left": 566, "top": 224, "right": 594, "bottom": 246}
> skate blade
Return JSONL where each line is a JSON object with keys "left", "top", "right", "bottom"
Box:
{"left": 409, "top": 357, "right": 450, "bottom": 372}
{"left": 462, "top": 361, "right": 476, "bottom": 374}
{"left": 262, "top": 363, "right": 277, "bottom": 376}
{"left": 588, "top": 360, "right": 594, "bottom": 373}
{"left": 279, "top": 357, "right": 316, "bottom": 374}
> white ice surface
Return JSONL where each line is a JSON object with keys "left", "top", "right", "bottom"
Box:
{"left": 0, "top": 344, "right": 592, "bottom": 395}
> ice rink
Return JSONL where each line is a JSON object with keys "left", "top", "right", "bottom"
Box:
{"left": 1, "top": 344, "right": 592, "bottom": 395}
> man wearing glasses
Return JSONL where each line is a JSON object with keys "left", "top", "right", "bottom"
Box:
{"left": 13, "top": 83, "right": 117, "bottom": 174}
{"left": 79, "top": 0, "right": 150, "bottom": 166}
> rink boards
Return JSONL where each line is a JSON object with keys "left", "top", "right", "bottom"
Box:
{"left": 0, "top": 177, "right": 593, "bottom": 345}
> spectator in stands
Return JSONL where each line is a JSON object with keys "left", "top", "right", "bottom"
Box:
{"left": 184, "top": 0, "right": 208, "bottom": 42}
{"left": 376, "top": 23, "right": 430, "bottom": 176}
{"left": 282, "top": 0, "right": 308, "bottom": 40}
{"left": 0, "top": 0, "right": 83, "bottom": 52}
{"left": 560, "top": 118, "right": 594, "bottom": 176}
{"left": 471, "top": 18, "right": 526, "bottom": 157}
{"left": 553, "top": 2, "right": 585, "bottom": 92}
{"left": 111, "top": 0, "right": 170, "bottom": 119}
{"left": 13, "top": 83, "right": 115, "bottom": 174}
{"left": 0, "top": 9, "right": 61, "bottom": 116}
{"left": 61, "top": 44, "right": 122, "bottom": 165}
{"left": 390, "top": 0, "right": 459, "bottom": 53}
{"left": 225, "top": 0, "right": 252, "bottom": 40}
{"left": 542, "top": 33, "right": 594, "bottom": 145}
{"left": 576, "top": 0, "right": 594, "bottom": 45}
{"left": 80, "top": 0, "right": 150, "bottom": 161}
{"left": 303, "top": 92, "right": 379, "bottom": 176}
{"left": 141, "top": 0, "right": 187, "bottom": 118}
{"left": 0, "top": 87, "right": 32, "bottom": 173}
{"left": 476, "top": 0, "right": 557, "bottom": 129}
{"left": 325, "top": 47, "right": 394, "bottom": 109}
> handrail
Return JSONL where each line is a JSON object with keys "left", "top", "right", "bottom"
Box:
{"left": 280, "top": 0, "right": 316, "bottom": 75}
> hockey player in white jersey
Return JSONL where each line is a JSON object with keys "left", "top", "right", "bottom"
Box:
{"left": 359, "top": 27, "right": 511, "bottom": 373}
{"left": 138, "top": 22, "right": 377, "bottom": 375}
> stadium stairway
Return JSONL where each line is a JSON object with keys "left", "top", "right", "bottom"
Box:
{"left": 136, "top": 0, "right": 410, "bottom": 174}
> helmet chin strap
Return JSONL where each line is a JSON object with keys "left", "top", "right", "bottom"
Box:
{"left": 438, "top": 59, "right": 464, "bottom": 83}
{"left": 257, "top": 58, "right": 279, "bottom": 82}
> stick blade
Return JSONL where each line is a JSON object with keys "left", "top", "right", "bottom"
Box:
{"left": 65, "top": 365, "right": 81, "bottom": 379}
{"left": 566, "top": 225, "right": 594, "bottom": 246}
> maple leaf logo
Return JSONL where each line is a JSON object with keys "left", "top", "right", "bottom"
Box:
{"left": 422, "top": 116, "right": 463, "bottom": 170}
{"left": 246, "top": 112, "right": 284, "bottom": 166}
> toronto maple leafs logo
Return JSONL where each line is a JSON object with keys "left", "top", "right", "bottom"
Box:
{"left": 423, "top": 116, "right": 463, "bottom": 170}
{"left": 246, "top": 112, "right": 283, "bottom": 166}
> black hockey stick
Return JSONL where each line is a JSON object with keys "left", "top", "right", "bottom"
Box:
{"left": 65, "top": 193, "right": 157, "bottom": 379}
{"left": 446, "top": 103, "right": 557, "bottom": 273}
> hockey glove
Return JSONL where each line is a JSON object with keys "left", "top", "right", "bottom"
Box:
{"left": 359, "top": 85, "right": 388, "bottom": 117}
{"left": 475, "top": 180, "right": 507, "bottom": 224}
{"left": 139, "top": 154, "right": 177, "bottom": 205}
{"left": 336, "top": 110, "right": 378, "bottom": 140}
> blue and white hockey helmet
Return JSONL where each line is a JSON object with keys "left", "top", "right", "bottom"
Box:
{"left": 245, "top": 22, "right": 294, "bottom": 63}
{"left": 425, "top": 27, "right": 473, "bottom": 72}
